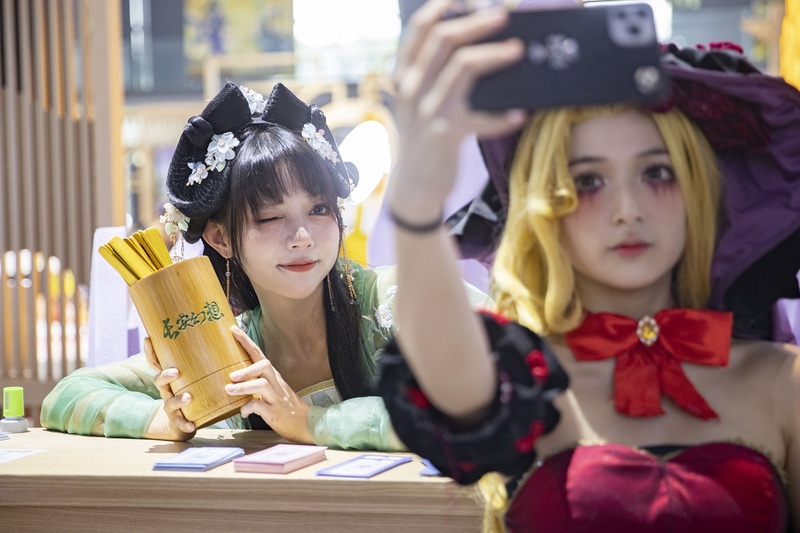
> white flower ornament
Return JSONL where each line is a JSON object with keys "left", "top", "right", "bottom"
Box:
{"left": 159, "top": 202, "right": 190, "bottom": 242}
{"left": 205, "top": 131, "right": 240, "bottom": 172}
{"left": 186, "top": 161, "right": 209, "bottom": 186}
{"left": 301, "top": 123, "right": 339, "bottom": 165}
{"left": 239, "top": 85, "right": 266, "bottom": 114}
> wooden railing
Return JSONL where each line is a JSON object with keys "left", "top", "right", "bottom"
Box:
{"left": 0, "top": 0, "right": 124, "bottom": 423}
{"left": 0, "top": 250, "right": 88, "bottom": 423}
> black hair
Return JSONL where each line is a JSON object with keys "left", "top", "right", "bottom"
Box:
{"left": 202, "top": 123, "right": 371, "bottom": 400}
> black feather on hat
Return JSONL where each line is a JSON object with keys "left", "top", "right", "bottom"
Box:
{"left": 165, "top": 81, "right": 358, "bottom": 243}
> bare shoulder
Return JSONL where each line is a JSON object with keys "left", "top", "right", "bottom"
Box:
{"left": 729, "top": 338, "right": 800, "bottom": 377}
{"left": 725, "top": 340, "right": 800, "bottom": 454}
{"left": 728, "top": 339, "right": 800, "bottom": 417}
{"left": 735, "top": 341, "right": 800, "bottom": 522}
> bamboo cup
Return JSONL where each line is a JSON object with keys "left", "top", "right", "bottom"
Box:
{"left": 129, "top": 256, "right": 251, "bottom": 428}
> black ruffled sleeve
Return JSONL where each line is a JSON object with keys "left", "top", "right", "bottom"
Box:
{"left": 378, "top": 310, "right": 568, "bottom": 485}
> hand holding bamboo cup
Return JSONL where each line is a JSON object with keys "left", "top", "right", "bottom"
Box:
{"left": 100, "top": 227, "right": 252, "bottom": 429}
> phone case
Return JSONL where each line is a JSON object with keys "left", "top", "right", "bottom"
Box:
{"left": 470, "top": 4, "right": 668, "bottom": 111}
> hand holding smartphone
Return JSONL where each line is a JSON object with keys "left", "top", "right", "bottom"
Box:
{"left": 470, "top": 3, "right": 668, "bottom": 111}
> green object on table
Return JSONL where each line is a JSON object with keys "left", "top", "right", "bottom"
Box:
{"left": 1, "top": 386, "right": 28, "bottom": 432}
{"left": 3, "top": 386, "right": 24, "bottom": 418}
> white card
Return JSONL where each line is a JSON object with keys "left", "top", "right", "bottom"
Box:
{"left": 316, "top": 454, "right": 412, "bottom": 478}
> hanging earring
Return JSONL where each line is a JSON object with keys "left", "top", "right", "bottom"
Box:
{"left": 339, "top": 241, "right": 358, "bottom": 306}
{"left": 326, "top": 273, "right": 337, "bottom": 313}
{"left": 337, "top": 214, "right": 357, "bottom": 306}
{"left": 225, "top": 258, "right": 232, "bottom": 302}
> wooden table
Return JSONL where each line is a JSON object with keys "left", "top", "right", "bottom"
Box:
{"left": 0, "top": 428, "right": 483, "bottom": 532}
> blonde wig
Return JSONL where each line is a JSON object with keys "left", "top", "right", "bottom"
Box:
{"left": 491, "top": 104, "right": 721, "bottom": 336}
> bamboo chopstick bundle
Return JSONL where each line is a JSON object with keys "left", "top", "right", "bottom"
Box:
{"left": 99, "top": 227, "right": 173, "bottom": 285}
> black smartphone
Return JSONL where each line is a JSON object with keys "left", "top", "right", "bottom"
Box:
{"left": 470, "top": 4, "right": 668, "bottom": 111}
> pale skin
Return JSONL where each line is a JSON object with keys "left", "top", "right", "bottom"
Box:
{"left": 389, "top": 0, "right": 800, "bottom": 525}
{"left": 144, "top": 186, "right": 340, "bottom": 444}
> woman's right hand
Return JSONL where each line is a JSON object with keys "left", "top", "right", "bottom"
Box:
{"left": 143, "top": 337, "right": 196, "bottom": 441}
{"left": 387, "top": 1, "right": 518, "bottom": 420}
{"left": 389, "top": 0, "right": 527, "bottom": 217}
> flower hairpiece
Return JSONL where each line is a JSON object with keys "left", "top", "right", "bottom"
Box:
{"left": 239, "top": 85, "right": 266, "bottom": 114}
{"left": 183, "top": 85, "right": 260, "bottom": 187}
{"left": 187, "top": 161, "right": 209, "bottom": 186}
{"left": 159, "top": 202, "right": 190, "bottom": 242}
{"left": 185, "top": 86, "right": 341, "bottom": 188}
{"left": 184, "top": 130, "right": 240, "bottom": 187}
{"left": 204, "top": 131, "right": 240, "bottom": 172}
{"left": 301, "top": 123, "right": 339, "bottom": 165}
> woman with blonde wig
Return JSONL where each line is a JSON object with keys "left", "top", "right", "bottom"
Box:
{"left": 378, "top": 1, "right": 800, "bottom": 531}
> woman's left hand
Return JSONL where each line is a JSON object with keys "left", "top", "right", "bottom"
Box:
{"left": 225, "top": 325, "right": 313, "bottom": 444}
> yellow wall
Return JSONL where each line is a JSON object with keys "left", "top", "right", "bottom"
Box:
{"left": 782, "top": 0, "right": 800, "bottom": 88}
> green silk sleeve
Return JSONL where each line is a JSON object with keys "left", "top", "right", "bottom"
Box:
{"left": 306, "top": 396, "right": 406, "bottom": 451}
{"left": 40, "top": 354, "right": 161, "bottom": 438}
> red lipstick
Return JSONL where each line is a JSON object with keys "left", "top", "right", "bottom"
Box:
{"left": 613, "top": 242, "right": 649, "bottom": 257}
{"left": 280, "top": 261, "right": 316, "bottom": 273}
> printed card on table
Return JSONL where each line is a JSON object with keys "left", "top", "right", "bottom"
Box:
{"left": 316, "top": 454, "right": 413, "bottom": 479}
{"left": 233, "top": 444, "right": 328, "bottom": 474}
{"left": 153, "top": 446, "right": 244, "bottom": 472}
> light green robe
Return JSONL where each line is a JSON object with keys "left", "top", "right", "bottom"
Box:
{"left": 40, "top": 261, "right": 491, "bottom": 450}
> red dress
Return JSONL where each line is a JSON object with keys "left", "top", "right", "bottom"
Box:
{"left": 506, "top": 442, "right": 787, "bottom": 532}
{"left": 378, "top": 312, "right": 790, "bottom": 532}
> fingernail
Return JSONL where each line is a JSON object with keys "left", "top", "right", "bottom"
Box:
{"left": 164, "top": 369, "right": 178, "bottom": 378}
{"left": 185, "top": 423, "right": 195, "bottom": 432}
{"left": 230, "top": 371, "right": 242, "bottom": 380}
{"left": 225, "top": 384, "right": 237, "bottom": 394}
{"left": 181, "top": 393, "right": 191, "bottom": 403}
{"left": 231, "top": 325, "right": 242, "bottom": 334}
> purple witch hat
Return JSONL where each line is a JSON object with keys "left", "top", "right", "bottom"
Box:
{"left": 447, "top": 43, "right": 800, "bottom": 340}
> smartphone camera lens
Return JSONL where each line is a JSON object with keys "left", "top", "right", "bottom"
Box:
{"left": 607, "top": 5, "right": 656, "bottom": 47}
